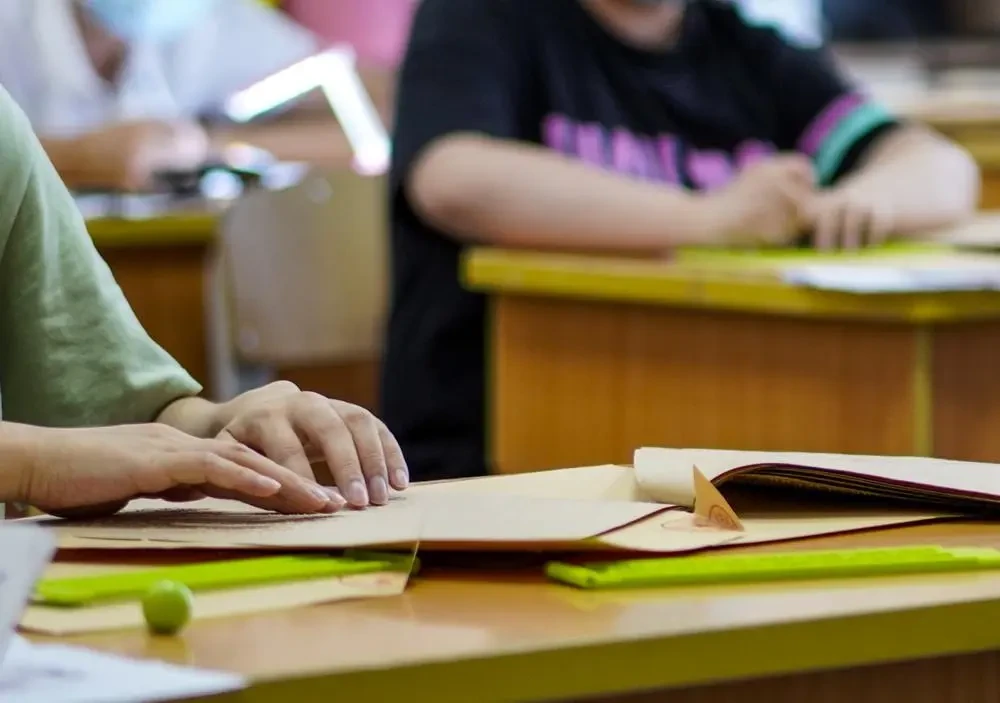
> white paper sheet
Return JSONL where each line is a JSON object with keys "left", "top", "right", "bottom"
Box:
{"left": 782, "top": 264, "right": 1000, "bottom": 293}
{"left": 0, "top": 526, "right": 56, "bottom": 662}
{"left": 0, "top": 635, "right": 245, "bottom": 703}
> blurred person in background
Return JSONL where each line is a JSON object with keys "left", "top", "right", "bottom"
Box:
{"left": 824, "top": 0, "right": 947, "bottom": 40}
{"left": 284, "top": 0, "right": 418, "bottom": 129}
{"left": 382, "top": 0, "right": 980, "bottom": 481}
{"left": 0, "top": 0, "right": 352, "bottom": 192}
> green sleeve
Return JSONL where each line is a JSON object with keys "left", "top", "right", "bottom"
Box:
{"left": 0, "top": 86, "right": 202, "bottom": 427}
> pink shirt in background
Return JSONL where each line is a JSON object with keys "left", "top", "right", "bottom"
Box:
{"left": 283, "top": 0, "right": 418, "bottom": 67}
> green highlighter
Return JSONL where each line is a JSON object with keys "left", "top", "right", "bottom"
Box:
{"left": 546, "top": 546, "right": 1000, "bottom": 590}
{"left": 35, "top": 550, "right": 418, "bottom": 608}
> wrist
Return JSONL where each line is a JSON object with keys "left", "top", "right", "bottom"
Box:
{"left": 0, "top": 423, "right": 47, "bottom": 504}
{"left": 157, "top": 396, "right": 227, "bottom": 438}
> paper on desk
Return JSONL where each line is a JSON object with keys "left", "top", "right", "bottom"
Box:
{"left": 40, "top": 489, "right": 664, "bottom": 552}
{"left": 21, "top": 564, "right": 412, "bottom": 636}
{"left": 0, "top": 634, "right": 244, "bottom": 702}
{"left": 781, "top": 262, "right": 1000, "bottom": 293}
{"left": 595, "top": 502, "right": 946, "bottom": 553}
{"left": 0, "top": 526, "right": 56, "bottom": 663}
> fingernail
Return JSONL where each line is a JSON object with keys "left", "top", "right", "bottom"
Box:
{"left": 394, "top": 469, "right": 409, "bottom": 489}
{"left": 368, "top": 476, "right": 389, "bottom": 505}
{"left": 325, "top": 487, "right": 347, "bottom": 508}
{"left": 347, "top": 480, "right": 368, "bottom": 506}
{"left": 309, "top": 484, "right": 333, "bottom": 506}
{"left": 255, "top": 476, "right": 282, "bottom": 494}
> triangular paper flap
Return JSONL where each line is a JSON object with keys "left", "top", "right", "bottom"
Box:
{"left": 692, "top": 465, "right": 745, "bottom": 532}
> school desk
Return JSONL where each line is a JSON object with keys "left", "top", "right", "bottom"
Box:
{"left": 37, "top": 520, "right": 1000, "bottom": 703}
{"left": 87, "top": 208, "right": 219, "bottom": 387}
{"left": 85, "top": 206, "right": 379, "bottom": 408}
{"left": 465, "top": 248, "right": 1000, "bottom": 474}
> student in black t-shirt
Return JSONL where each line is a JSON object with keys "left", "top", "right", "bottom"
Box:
{"left": 382, "top": 0, "right": 980, "bottom": 481}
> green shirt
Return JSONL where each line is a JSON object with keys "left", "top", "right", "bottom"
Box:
{"left": 0, "top": 85, "right": 202, "bottom": 431}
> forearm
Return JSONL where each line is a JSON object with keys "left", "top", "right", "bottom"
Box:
{"left": 409, "top": 135, "right": 721, "bottom": 252}
{"left": 0, "top": 423, "right": 42, "bottom": 503}
{"left": 211, "top": 118, "right": 354, "bottom": 168}
{"left": 839, "top": 129, "right": 980, "bottom": 234}
{"left": 38, "top": 136, "right": 108, "bottom": 191}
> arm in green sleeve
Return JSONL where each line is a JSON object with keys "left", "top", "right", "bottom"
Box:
{"left": 0, "top": 86, "right": 202, "bottom": 427}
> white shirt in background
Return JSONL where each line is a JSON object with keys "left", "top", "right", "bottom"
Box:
{"left": 0, "top": 0, "right": 319, "bottom": 137}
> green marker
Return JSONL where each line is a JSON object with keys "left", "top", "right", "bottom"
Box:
{"left": 142, "top": 581, "right": 193, "bottom": 636}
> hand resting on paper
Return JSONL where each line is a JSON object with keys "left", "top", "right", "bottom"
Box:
{"left": 0, "top": 383, "right": 409, "bottom": 519}
{"left": 6, "top": 424, "right": 343, "bottom": 520}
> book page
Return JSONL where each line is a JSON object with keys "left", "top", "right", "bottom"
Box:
{"left": 635, "top": 447, "right": 1000, "bottom": 508}
{"left": 596, "top": 504, "right": 949, "bottom": 553}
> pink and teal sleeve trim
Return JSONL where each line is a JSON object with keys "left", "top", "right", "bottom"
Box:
{"left": 797, "top": 93, "right": 895, "bottom": 185}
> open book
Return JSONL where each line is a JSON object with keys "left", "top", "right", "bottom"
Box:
{"left": 635, "top": 448, "right": 1000, "bottom": 512}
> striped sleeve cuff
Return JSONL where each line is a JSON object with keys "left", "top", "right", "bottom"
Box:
{"left": 797, "top": 93, "right": 895, "bottom": 185}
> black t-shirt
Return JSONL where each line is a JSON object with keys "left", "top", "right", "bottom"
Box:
{"left": 382, "top": 0, "right": 898, "bottom": 481}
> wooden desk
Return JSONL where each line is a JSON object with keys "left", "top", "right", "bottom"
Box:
{"left": 466, "top": 250, "right": 1000, "bottom": 474}
{"left": 45, "top": 521, "right": 1000, "bottom": 702}
{"left": 86, "top": 209, "right": 379, "bottom": 408}
{"left": 88, "top": 211, "right": 218, "bottom": 387}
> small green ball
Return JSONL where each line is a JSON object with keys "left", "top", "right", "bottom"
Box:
{"left": 142, "top": 581, "right": 193, "bottom": 636}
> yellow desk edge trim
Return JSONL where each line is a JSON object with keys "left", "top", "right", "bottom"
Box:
{"left": 87, "top": 214, "right": 217, "bottom": 248}
{"left": 464, "top": 249, "right": 1000, "bottom": 323}
{"left": 210, "top": 592, "right": 1000, "bottom": 703}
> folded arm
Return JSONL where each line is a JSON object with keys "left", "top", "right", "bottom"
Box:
{"left": 408, "top": 134, "right": 720, "bottom": 252}
{"left": 827, "top": 125, "right": 980, "bottom": 234}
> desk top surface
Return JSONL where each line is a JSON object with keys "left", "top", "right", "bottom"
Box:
{"left": 81, "top": 196, "right": 219, "bottom": 248}
{"left": 465, "top": 239, "right": 1000, "bottom": 323}
{"left": 47, "top": 521, "right": 1000, "bottom": 702}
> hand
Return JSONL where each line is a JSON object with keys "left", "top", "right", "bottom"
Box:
{"left": 216, "top": 382, "right": 409, "bottom": 509}
{"left": 804, "top": 187, "right": 896, "bottom": 250}
{"left": 709, "top": 155, "right": 816, "bottom": 247}
{"left": 22, "top": 424, "right": 342, "bottom": 519}
{"left": 79, "top": 120, "right": 210, "bottom": 191}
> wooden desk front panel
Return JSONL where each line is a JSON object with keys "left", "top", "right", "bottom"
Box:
{"left": 933, "top": 320, "right": 1000, "bottom": 462}
{"left": 492, "top": 295, "right": 919, "bottom": 474}
{"left": 99, "top": 242, "right": 211, "bottom": 386}
{"left": 613, "top": 651, "right": 1000, "bottom": 703}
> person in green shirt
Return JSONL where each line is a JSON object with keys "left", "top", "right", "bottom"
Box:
{"left": 0, "top": 85, "right": 407, "bottom": 519}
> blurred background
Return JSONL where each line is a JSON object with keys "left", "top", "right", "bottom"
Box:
{"left": 38, "top": 0, "right": 1000, "bottom": 470}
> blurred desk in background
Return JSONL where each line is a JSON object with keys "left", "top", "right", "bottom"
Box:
{"left": 86, "top": 199, "right": 219, "bottom": 387}
{"left": 83, "top": 196, "right": 379, "bottom": 408}
{"left": 466, "top": 244, "right": 1000, "bottom": 475}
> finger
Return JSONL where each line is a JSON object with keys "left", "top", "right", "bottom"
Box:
{"left": 163, "top": 452, "right": 283, "bottom": 499}
{"left": 868, "top": 203, "right": 894, "bottom": 247}
{"left": 812, "top": 202, "right": 842, "bottom": 251}
{"left": 841, "top": 203, "right": 867, "bottom": 251}
{"left": 227, "top": 420, "right": 314, "bottom": 481}
{"left": 213, "top": 439, "right": 339, "bottom": 514}
{"left": 290, "top": 395, "right": 370, "bottom": 508}
{"left": 378, "top": 422, "right": 409, "bottom": 491}
{"left": 775, "top": 155, "right": 816, "bottom": 186}
{"left": 197, "top": 486, "right": 346, "bottom": 515}
{"left": 337, "top": 405, "right": 390, "bottom": 505}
